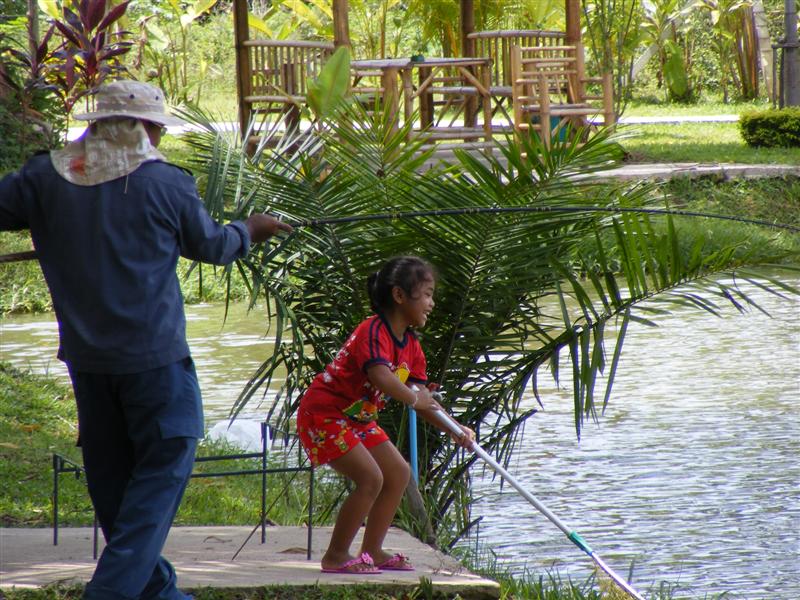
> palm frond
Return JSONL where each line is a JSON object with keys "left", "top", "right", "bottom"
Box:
{"left": 180, "top": 103, "right": 800, "bottom": 548}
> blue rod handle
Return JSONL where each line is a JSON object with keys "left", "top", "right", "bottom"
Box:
{"left": 409, "top": 408, "right": 418, "bottom": 484}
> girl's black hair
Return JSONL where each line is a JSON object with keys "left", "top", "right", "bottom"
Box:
{"left": 367, "top": 256, "right": 436, "bottom": 313}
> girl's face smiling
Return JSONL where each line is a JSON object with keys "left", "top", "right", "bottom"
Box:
{"left": 395, "top": 277, "right": 435, "bottom": 329}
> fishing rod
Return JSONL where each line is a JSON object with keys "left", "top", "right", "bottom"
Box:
{"left": 285, "top": 205, "right": 800, "bottom": 233}
{"left": 2, "top": 205, "right": 797, "bottom": 264}
{"left": 0, "top": 250, "right": 37, "bottom": 264}
{"left": 428, "top": 391, "right": 646, "bottom": 600}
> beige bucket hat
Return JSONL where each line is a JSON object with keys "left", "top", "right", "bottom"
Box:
{"left": 74, "top": 80, "right": 187, "bottom": 126}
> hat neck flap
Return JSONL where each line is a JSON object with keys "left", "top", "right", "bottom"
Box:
{"left": 51, "top": 118, "right": 166, "bottom": 186}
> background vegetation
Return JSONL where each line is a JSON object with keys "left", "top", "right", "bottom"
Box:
{"left": 0, "top": 0, "right": 796, "bottom": 129}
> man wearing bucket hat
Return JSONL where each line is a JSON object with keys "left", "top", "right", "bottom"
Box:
{"left": 0, "top": 80, "right": 291, "bottom": 600}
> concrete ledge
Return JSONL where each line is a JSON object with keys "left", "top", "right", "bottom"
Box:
{"left": 594, "top": 162, "right": 800, "bottom": 181}
{"left": 0, "top": 526, "right": 500, "bottom": 599}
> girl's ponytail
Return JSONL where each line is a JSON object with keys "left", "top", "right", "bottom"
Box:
{"left": 366, "top": 271, "right": 384, "bottom": 313}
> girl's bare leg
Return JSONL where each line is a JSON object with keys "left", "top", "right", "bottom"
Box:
{"left": 360, "top": 441, "right": 411, "bottom": 566}
{"left": 322, "top": 443, "right": 384, "bottom": 572}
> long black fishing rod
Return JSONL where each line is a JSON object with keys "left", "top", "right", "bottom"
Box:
{"left": 0, "top": 250, "right": 37, "bottom": 264}
{"left": 285, "top": 205, "right": 800, "bottom": 232}
{"left": 2, "top": 205, "right": 797, "bottom": 264}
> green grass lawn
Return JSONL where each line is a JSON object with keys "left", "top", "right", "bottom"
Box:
{"left": 616, "top": 121, "right": 800, "bottom": 165}
{"left": 623, "top": 98, "right": 773, "bottom": 117}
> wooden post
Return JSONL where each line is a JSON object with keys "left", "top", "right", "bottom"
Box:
{"left": 232, "top": 0, "right": 251, "bottom": 142}
{"left": 333, "top": 0, "right": 351, "bottom": 50}
{"left": 460, "top": 0, "right": 475, "bottom": 57}
{"left": 460, "top": 0, "right": 477, "bottom": 126}
{"left": 401, "top": 68, "right": 414, "bottom": 137}
{"left": 418, "top": 66, "right": 433, "bottom": 130}
{"left": 511, "top": 45, "right": 522, "bottom": 133}
{"left": 602, "top": 72, "right": 615, "bottom": 127}
{"left": 538, "top": 71, "right": 552, "bottom": 149}
{"left": 565, "top": 0, "right": 585, "bottom": 104}
{"left": 481, "top": 63, "right": 492, "bottom": 153}
{"left": 382, "top": 67, "right": 400, "bottom": 136}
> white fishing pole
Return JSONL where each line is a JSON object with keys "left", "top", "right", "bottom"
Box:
{"left": 429, "top": 394, "right": 646, "bottom": 600}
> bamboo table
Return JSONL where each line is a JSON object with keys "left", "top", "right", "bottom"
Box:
{"left": 350, "top": 58, "right": 412, "bottom": 134}
{"left": 400, "top": 57, "right": 494, "bottom": 145}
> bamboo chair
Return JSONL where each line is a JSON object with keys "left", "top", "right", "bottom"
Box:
{"left": 467, "top": 30, "right": 567, "bottom": 131}
{"left": 350, "top": 66, "right": 389, "bottom": 117}
{"left": 510, "top": 44, "right": 615, "bottom": 147}
{"left": 243, "top": 39, "right": 334, "bottom": 138}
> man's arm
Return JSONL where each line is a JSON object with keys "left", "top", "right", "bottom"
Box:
{"left": 0, "top": 169, "right": 30, "bottom": 231}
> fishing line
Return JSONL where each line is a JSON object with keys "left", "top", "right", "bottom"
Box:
{"left": 2, "top": 205, "right": 797, "bottom": 264}
{"left": 285, "top": 205, "right": 800, "bottom": 233}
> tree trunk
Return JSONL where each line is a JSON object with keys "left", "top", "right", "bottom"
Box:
{"left": 752, "top": 0, "right": 775, "bottom": 101}
{"left": 784, "top": 0, "right": 800, "bottom": 106}
{"left": 27, "top": 0, "right": 39, "bottom": 57}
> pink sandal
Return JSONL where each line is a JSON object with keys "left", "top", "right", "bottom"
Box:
{"left": 321, "top": 552, "right": 381, "bottom": 574}
{"left": 376, "top": 552, "right": 415, "bottom": 571}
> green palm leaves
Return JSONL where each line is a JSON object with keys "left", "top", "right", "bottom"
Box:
{"left": 180, "top": 104, "right": 797, "bottom": 545}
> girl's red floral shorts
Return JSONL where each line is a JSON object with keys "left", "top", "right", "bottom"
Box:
{"left": 297, "top": 407, "right": 389, "bottom": 467}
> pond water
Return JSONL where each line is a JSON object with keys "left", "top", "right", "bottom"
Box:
{"left": 465, "top": 275, "right": 799, "bottom": 599}
{"left": 0, "top": 302, "right": 277, "bottom": 422}
{"left": 1, "top": 275, "right": 797, "bottom": 598}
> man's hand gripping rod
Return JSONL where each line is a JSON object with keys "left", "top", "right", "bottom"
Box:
{"left": 429, "top": 392, "right": 646, "bottom": 600}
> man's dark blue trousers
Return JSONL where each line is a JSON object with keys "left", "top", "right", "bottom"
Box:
{"left": 69, "top": 358, "right": 203, "bottom": 600}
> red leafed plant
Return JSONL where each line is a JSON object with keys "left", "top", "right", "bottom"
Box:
{"left": 49, "top": 0, "right": 133, "bottom": 115}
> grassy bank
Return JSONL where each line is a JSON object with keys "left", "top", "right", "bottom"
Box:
{"left": 0, "top": 362, "right": 337, "bottom": 529}
{"left": 618, "top": 121, "right": 800, "bottom": 165}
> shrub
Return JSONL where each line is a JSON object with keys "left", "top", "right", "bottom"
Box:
{"left": 739, "top": 107, "right": 800, "bottom": 148}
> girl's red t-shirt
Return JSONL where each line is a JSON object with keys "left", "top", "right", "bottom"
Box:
{"left": 300, "top": 314, "right": 428, "bottom": 422}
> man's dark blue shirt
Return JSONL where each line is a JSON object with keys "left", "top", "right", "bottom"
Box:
{"left": 0, "top": 155, "right": 250, "bottom": 373}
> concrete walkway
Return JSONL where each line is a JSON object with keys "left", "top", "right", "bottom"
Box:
{"left": 595, "top": 161, "right": 799, "bottom": 180}
{"left": 0, "top": 526, "right": 500, "bottom": 599}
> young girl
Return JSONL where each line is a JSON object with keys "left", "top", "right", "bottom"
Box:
{"left": 297, "top": 255, "right": 474, "bottom": 574}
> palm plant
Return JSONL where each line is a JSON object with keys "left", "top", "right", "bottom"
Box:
{"left": 179, "top": 103, "right": 798, "bottom": 547}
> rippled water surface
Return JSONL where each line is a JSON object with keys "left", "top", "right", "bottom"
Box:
{"left": 465, "top": 278, "right": 799, "bottom": 599}
{"left": 0, "top": 302, "right": 277, "bottom": 421}
{"left": 1, "top": 277, "right": 798, "bottom": 598}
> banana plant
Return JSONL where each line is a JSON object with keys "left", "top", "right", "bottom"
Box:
{"left": 305, "top": 46, "right": 351, "bottom": 122}
{"left": 640, "top": 0, "right": 696, "bottom": 101}
{"left": 695, "top": 0, "right": 760, "bottom": 101}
